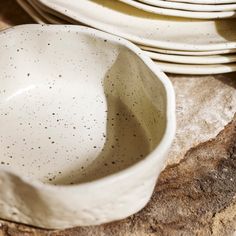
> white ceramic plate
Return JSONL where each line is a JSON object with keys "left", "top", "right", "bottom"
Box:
{"left": 37, "top": 0, "right": 236, "bottom": 51}
{"left": 30, "top": 0, "right": 83, "bottom": 24}
{"left": 140, "top": 45, "right": 236, "bottom": 56}
{"left": 145, "top": 50, "right": 236, "bottom": 64}
{"left": 17, "top": 0, "right": 49, "bottom": 23}
{"left": 156, "top": 61, "right": 236, "bottom": 74}
{"left": 119, "top": 0, "right": 236, "bottom": 19}
{"left": 137, "top": 0, "right": 236, "bottom": 12}
{"left": 0, "top": 24, "right": 175, "bottom": 229}
{"left": 27, "top": 0, "right": 68, "bottom": 24}
{"left": 166, "top": 0, "right": 236, "bottom": 4}
{"left": 17, "top": 0, "right": 67, "bottom": 24}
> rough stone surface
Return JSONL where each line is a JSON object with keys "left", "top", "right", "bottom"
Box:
{"left": 0, "top": 114, "right": 235, "bottom": 235}
{"left": 168, "top": 73, "right": 236, "bottom": 165}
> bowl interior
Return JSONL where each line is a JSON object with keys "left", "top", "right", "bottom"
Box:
{"left": 0, "top": 26, "right": 167, "bottom": 185}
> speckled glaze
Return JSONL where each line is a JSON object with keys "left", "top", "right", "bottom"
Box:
{"left": 0, "top": 25, "right": 175, "bottom": 229}
{"left": 36, "top": 0, "right": 236, "bottom": 51}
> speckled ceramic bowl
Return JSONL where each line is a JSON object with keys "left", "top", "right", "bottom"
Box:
{"left": 0, "top": 24, "right": 175, "bottom": 229}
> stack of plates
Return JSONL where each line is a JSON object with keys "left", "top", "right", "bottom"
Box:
{"left": 17, "top": 0, "right": 236, "bottom": 74}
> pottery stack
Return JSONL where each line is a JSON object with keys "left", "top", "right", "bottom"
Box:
{"left": 17, "top": 0, "right": 236, "bottom": 74}
{"left": 0, "top": 0, "right": 235, "bottom": 231}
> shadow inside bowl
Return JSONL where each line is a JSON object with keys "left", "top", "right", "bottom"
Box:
{"left": 0, "top": 27, "right": 167, "bottom": 186}
{"left": 53, "top": 50, "right": 167, "bottom": 185}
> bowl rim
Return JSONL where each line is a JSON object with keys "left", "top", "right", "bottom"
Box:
{"left": 0, "top": 24, "right": 176, "bottom": 190}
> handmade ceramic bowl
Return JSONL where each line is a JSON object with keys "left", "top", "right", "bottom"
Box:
{"left": 0, "top": 25, "right": 175, "bottom": 229}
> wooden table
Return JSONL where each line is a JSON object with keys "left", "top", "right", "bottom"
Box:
{"left": 0, "top": 1, "right": 235, "bottom": 235}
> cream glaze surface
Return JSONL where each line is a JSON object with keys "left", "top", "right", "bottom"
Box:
{"left": 0, "top": 25, "right": 175, "bottom": 229}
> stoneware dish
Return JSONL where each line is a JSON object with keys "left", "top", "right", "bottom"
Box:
{"left": 17, "top": 0, "right": 48, "bottom": 24}
{"left": 28, "top": 0, "right": 69, "bottom": 24}
{"left": 166, "top": 0, "right": 236, "bottom": 4}
{"left": 135, "top": 0, "right": 236, "bottom": 12}
{"left": 37, "top": 0, "right": 236, "bottom": 51}
{"left": 17, "top": 0, "right": 66, "bottom": 24}
{"left": 140, "top": 45, "right": 236, "bottom": 56}
{"left": 156, "top": 61, "right": 236, "bottom": 74}
{"left": 145, "top": 50, "right": 236, "bottom": 64}
{"left": 119, "top": 0, "right": 236, "bottom": 19}
{"left": 0, "top": 25, "right": 175, "bottom": 229}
